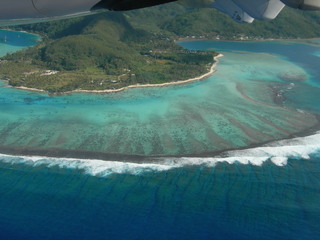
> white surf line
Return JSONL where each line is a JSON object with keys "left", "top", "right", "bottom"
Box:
{"left": 0, "top": 131, "right": 319, "bottom": 176}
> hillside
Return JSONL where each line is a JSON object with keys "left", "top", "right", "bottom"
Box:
{"left": 9, "top": 3, "right": 320, "bottom": 40}
{"left": 1, "top": 11, "right": 215, "bottom": 93}
{"left": 1, "top": 4, "right": 320, "bottom": 93}
{"left": 160, "top": 7, "right": 320, "bottom": 39}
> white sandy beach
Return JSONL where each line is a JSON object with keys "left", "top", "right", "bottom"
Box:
{"left": 12, "top": 54, "right": 223, "bottom": 94}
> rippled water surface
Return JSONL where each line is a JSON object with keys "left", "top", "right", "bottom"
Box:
{"left": 0, "top": 31, "right": 319, "bottom": 240}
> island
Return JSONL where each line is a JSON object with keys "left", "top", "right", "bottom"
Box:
{"left": 0, "top": 12, "right": 217, "bottom": 94}
{"left": 1, "top": 4, "right": 320, "bottom": 94}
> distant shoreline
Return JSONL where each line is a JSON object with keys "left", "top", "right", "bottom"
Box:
{"left": 13, "top": 54, "right": 223, "bottom": 95}
{"left": 0, "top": 28, "right": 43, "bottom": 40}
{"left": 177, "top": 37, "right": 320, "bottom": 43}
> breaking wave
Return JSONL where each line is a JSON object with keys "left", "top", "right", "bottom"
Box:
{"left": 1, "top": 132, "right": 320, "bottom": 177}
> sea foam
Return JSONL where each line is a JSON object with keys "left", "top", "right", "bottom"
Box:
{"left": 0, "top": 132, "right": 320, "bottom": 176}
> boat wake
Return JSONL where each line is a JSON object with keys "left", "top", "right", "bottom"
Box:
{"left": 0, "top": 132, "right": 320, "bottom": 177}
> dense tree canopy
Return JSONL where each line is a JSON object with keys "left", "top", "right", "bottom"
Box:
{"left": 1, "top": 4, "right": 320, "bottom": 93}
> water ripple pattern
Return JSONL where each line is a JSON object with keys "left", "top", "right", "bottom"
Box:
{"left": 1, "top": 37, "right": 320, "bottom": 157}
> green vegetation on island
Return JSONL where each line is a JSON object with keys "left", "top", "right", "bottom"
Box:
{"left": 1, "top": 12, "right": 215, "bottom": 93}
{"left": 1, "top": 3, "right": 320, "bottom": 93}
{"left": 160, "top": 7, "right": 320, "bottom": 40}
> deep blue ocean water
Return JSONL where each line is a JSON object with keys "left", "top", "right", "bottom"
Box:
{"left": 0, "top": 155, "right": 319, "bottom": 240}
{"left": 0, "top": 31, "right": 319, "bottom": 239}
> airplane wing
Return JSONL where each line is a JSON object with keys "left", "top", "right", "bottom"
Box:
{"left": 0, "top": 0, "right": 319, "bottom": 26}
{"left": 93, "top": 0, "right": 177, "bottom": 11}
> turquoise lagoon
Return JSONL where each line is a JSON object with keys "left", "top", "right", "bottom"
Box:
{"left": 0, "top": 38, "right": 319, "bottom": 157}
{"left": 0, "top": 30, "right": 319, "bottom": 239}
{"left": 0, "top": 30, "right": 40, "bottom": 56}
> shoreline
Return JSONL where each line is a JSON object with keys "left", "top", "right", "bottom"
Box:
{"left": 0, "top": 115, "right": 319, "bottom": 163}
{"left": 0, "top": 28, "right": 43, "bottom": 40}
{"left": 1, "top": 37, "right": 320, "bottom": 163}
{"left": 177, "top": 36, "right": 320, "bottom": 43}
{"left": 12, "top": 54, "right": 223, "bottom": 95}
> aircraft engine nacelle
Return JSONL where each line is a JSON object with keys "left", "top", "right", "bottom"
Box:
{"left": 281, "top": 0, "right": 320, "bottom": 10}
{"left": 0, "top": 0, "right": 102, "bottom": 25}
{"left": 32, "top": 0, "right": 101, "bottom": 17}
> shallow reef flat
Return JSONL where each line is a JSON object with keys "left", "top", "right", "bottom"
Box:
{"left": 0, "top": 44, "right": 319, "bottom": 158}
